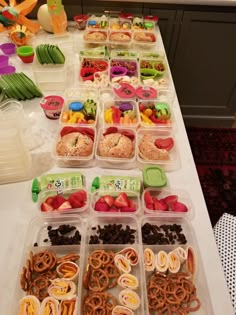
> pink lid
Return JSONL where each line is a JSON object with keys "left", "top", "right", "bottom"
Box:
{"left": 40, "top": 95, "right": 64, "bottom": 110}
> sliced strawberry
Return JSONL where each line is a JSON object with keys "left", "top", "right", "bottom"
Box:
{"left": 144, "top": 191, "right": 153, "bottom": 205}
{"left": 128, "top": 199, "right": 136, "bottom": 209}
{"left": 153, "top": 198, "right": 168, "bottom": 211}
{"left": 120, "top": 206, "right": 136, "bottom": 212}
{"left": 171, "top": 201, "right": 188, "bottom": 212}
{"left": 103, "top": 195, "right": 115, "bottom": 207}
{"left": 68, "top": 194, "right": 84, "bottom": 209}
{"left": 52, "top": 195, "right": 67, "bottom": 209}
{"left": 154, "top": 138, "right": 174, "bottom": 151}
{"left": 103, "top": 127, "right": 118, "bottom": 136}
{"left": 121, "top": 131, "right": 135, "bottom": 141}
{"left": 114, "top": 192, "right": 129, "bottom": 208}
{"left": 44, "top": 197, "right": 55, "bottom": 207}
{"left": 94, "top": 201, "right": 110, "bottom": 212}
{"left": 164, "top": 195, "right": 178, "bottom": 208}
{"left": 146, "top": 203, "right": 154, "bottom": 210}
{"left": 60, "top": 126, "right": 77, "bottom": 137}
{"left": 58, "top": 201, "right": 73, "bottom": 211}
{"left": 41, "top": 202, "right": 54, "bottom": 212}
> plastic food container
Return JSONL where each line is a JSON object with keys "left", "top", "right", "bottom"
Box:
{"left": 95, "top": 127, "right": 137, "bottom": 169}
{"left": 99, "top": 88, "right": 115, "bottom": 102}
{"left": 85, "top": 214, "right": 140, "bottom": 244}
{"left": 142, "top": 187, "right": 194, "bottom": 218}
{"left": 141, "top": 215, "right": 213, "bottom": 315}
{"left": 32, "top": 60, "right": 67, "bottom": 91}
{"left": 133, "top": 31, "right": 157, "bottom": 50}
{"left": 74, "top": 14, "right": 89, "bottom": 30}
{"left": 138, "top": 99, "right": 175, "bottom": 128}
{"left": 90, "top": 190, "right": 142, "bottom": 216}
{"left": 109, "top": 18, "right": 132, "bottom": 30}
{"left": 86, "top": 15, "right": 109, "bottom": 29}
{"left": 83, "top": 30, "right": 108, "bottom": 47}
{"left": 139, "top": 53, "right": 169, "bottom": 89}
{"left": 137, "top": 128, "right": 180, "bottom": 171}
{"left": 24, "top": 215, "right": 85, "bottom": 247}
{"left": 53, "top": 126, "right": 96, "bottom": 168}
{"left": 60, "top": 96, "right": 98, "bottom": 127}
{"left": 110, "top": 58, "right": 139, "bottom": 87}
{"left": 78, "top": 57, "right": 109, "bottom": 87}
{"left": 109, "top": 30, "right": 132, "bottom": 49}
{"left": 17, "top": 45, "right": 35, "bottom": 63}
{"left": 12, "top": 242, "right": 82, "bottom": 315}
{"left": 102, "top": 99, "right": 139, "bottom": 128}
{"left": 38, "top": 187, "right": 89, "bottom": 215}
{"left": 79, "top": 243, "right": 145, "bottom": 315}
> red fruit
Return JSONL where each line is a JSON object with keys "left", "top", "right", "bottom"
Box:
{"left": 120, "top": 207, "right": 136, "bottom": 212}
{"left": 52, "top": 195, "right": 67, "bottom": 209}
{"left": 94, "top": 201, "right": 110, "bottom": 212}
{"left": 103, "top": 127, "right": 118, "bottom": 136}
{"left": 58, "top": 201, "right": 73, "bottom": 211}
{"left": 41, "top": 202, "right": 54, "bottom": 212}
{"left": 164, "top": 195, "right": 178, "bottom": 208}
{"left": 146, "top": 203, "right": 154, "bottom": 210}
{"left": 44, "top": 197, "right": 55, "bottom": 207}
{"left": 114, "top": 192, "right": 129, "bottom": 208}
{"left": 68, "top": 190, "right": 87, "bottom": 208}
{"left": 153, "top": 198, "right": 168, "bottom": 211}
{"left": 171, "top": 201, "right": 188, "bottom": 212}
{"left": 60, "top": 126, "right": 77, "bottom": 137}
{"left": 144, "top": 191, "right": 153, "bottom": 205}
{"left": 154, "top": 138, "right": 174, "bottom": 151}
{"left": 139, "top": 103, "right": 145, "bottom": 112}
{"left": 103, "top": 195, "right": 115, "bottom": 207}
{"left": 121, "top": 131, "right": 135, "bottom": 141}
{"left": 128, "top": 199, "right": 136, "bottom": 209}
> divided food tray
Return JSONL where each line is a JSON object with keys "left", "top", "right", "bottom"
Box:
{"left": 12, "top": 214, "right": 214, "bottom": 315}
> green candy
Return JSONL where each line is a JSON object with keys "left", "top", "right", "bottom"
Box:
{"left": 155, "top": 102, "right": 171, "bottom": 120}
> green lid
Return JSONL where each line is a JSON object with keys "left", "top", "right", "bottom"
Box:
{"left": 143, "top": 165, "right": 167, "bottom": 188}
{"left": 31, "top": 178, "right": 40, "bottom": 202}
{"left": 91, "top": 176, "right": 100, "bottom": 192}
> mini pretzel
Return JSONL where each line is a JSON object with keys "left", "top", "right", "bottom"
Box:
{"left": 104, "top": 263, "right": 120, "bottom": 289}
{"left": 88, "top": 269, "right": 109, "bottom": 292}
{"left": 89, "top": 250, "right": 110, "bottom": 269}
{"left": 28, "top": 275, "right": 50, "bottom": 301}
{"left": 33, "top": 250, "right": 57, "bottom": 273}
{"left": 20, "top": 267, "right": 29, "bottom": 292}
{"left": 57, "top": 253, "right": 79, "bottom": 264}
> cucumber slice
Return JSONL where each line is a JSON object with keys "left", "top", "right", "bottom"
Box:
{"left": 1, "top": 74, "right": 25, "bottom": 100}
{"left": 36, "top": 45, "right": 43, "bottom": 64}
{"left": 20, "top": 73, "right": 43, "bottom": 97}
{"left": 0, "top": 78, "right": 15, "bottom": 99}
{"left": 12, "top": 73, "right": 34, "bottom": 99}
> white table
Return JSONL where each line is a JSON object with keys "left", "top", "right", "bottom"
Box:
{"left": 0, "top": 27, "right": 234, "bottom": 315}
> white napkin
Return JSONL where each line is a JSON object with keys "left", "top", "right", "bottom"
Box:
{"left": 214, "top": 213, "right": 236, "bottom": 311}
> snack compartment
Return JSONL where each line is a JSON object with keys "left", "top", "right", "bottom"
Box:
{"left": 137, "top": 128, "right": 180, "bottom": 171}
{"left": 90, "top": 190, "right": 142, "bottom": 216}
{"left": 85, "top": 214, "right": 141, "bottom": 245}
{"left": 78, "top": 244, "right": 146, "bottom": 315}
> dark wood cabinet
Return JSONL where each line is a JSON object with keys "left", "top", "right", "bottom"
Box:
{"left": 171, "top": 10, "right": 236, "bottom": 127}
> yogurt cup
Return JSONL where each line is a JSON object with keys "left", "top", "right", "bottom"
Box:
{"left": 40, "top": 95, "right": 64, "bottom": 120}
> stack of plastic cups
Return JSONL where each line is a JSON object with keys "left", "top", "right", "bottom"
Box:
{"left": 0, "top": 100, "right": 32, "bottom": 184}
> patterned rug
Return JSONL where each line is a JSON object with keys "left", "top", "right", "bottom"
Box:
{"left": 186, "top": 127, "right": 236, "bottom": 227}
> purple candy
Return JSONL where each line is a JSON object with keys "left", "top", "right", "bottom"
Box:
{"left": 119, "top": 102, "right": 133, "bottom": 111}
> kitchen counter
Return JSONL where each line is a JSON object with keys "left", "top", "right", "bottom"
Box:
{"left": 0, "top": 27, "right": 234, "bottom": 314}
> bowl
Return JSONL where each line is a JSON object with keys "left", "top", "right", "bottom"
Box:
{"left": 140, "top": 68, "right": 157, "bottom": 80}
{"left": 110, "top": 66, "right": 128, "bottom": 78}
{"left": 0, "top": 43, "right": 16, "bottom": 55}
{"left": 80, "top": 67, "right": 96, "bottom": 81}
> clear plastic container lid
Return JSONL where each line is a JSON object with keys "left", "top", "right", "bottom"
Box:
{"left": 137, "top": 128, "right": 180, "bottom": 171}
{"left": 110, "top": 57, "right": 139, "bottom": 87}
{"left": 90, "top": 190, "right": 142, "bottom": 216}
{"left": 133, "top": 31, "right": 157, "bottom": 50}
{"left": 83, "top": 30, "right": 108, "bottom": 45}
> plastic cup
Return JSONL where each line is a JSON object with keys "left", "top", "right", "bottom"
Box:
{"left": 40, "top": 95, "right": 64, "bottom": 120}
{"left": 0, "top": 43, "right": 16, "bottom": 55}
{"left": 17, "top": 46, "right": 34, "bottom": 63}
{"left": 0, "top": 65, "right": 16, "bottom": 75}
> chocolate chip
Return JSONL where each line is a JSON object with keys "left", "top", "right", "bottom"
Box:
{"left": 43, "top": 239, "right": 48, "bottom": 243}
{"left": 34, "top": 242, "right": 38, "bottom": 247}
